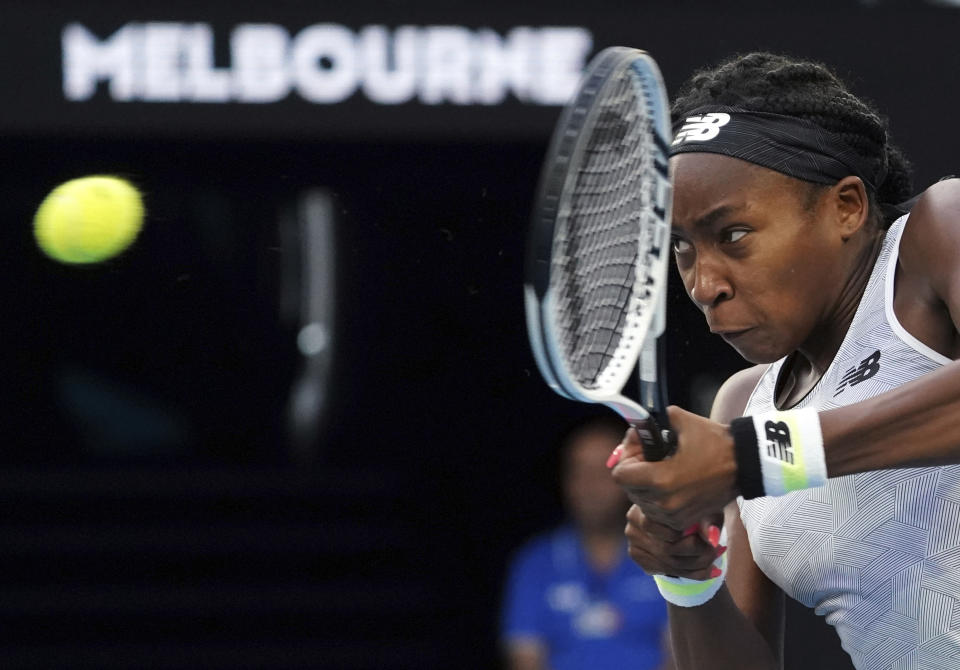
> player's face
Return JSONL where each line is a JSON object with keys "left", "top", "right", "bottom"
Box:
{"left": 669, "top": 153, "right": 848, "bottom": 363}
{"left": 563, "top": 431, "right": 629, "bottom": 531}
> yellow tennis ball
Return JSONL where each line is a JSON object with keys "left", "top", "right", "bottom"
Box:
{"left": 34, "top": 176, "right": 144, "bottom": 264}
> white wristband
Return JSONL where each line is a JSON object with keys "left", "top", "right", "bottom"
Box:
{"left": 754, "top": 407, "right": 827, "bottom": 496}
{"left": 730, "top": 407, "right": 827, "bottom": 498}
{"left": 654, "top": 527, "right": 728, "bottom": 607}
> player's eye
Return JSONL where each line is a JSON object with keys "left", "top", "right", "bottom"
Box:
{"left": 671, "top": 236, "right": 692, "bottom": 254}
{"left": 721, "top": 228, "right": 749, "bottom": 244}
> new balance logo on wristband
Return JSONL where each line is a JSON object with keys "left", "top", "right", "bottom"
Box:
{"left": 672, "top": 112, "right": 731, "bottom": 144}
{"left": 834, "top": 350, "right": 881, "bottom": 396}
{"left": 733, "top": 408, "right": 826, "bottom": 499}
{"left": 764, "top": 420, "right": 794, "bottom": 464}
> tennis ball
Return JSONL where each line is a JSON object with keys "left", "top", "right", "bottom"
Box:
{"left": 34, "top": 176, "right": 144, "bottom": 264}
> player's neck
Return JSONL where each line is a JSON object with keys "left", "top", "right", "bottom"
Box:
{"left": 798, "top": 232, "right": 885, "bottom": 377}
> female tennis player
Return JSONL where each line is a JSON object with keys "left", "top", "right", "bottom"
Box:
{"left": 608, "top": 52, "right": 960, "bottom": 669}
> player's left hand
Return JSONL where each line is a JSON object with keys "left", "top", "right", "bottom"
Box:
{"left": 610, "top": 405, "right": 739, "bottom": 531}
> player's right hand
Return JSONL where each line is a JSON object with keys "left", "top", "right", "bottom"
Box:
{"left": 609, "top": 407, "right": 738, "bottom": 532}
{"left": 624, "top": 504, "right": 725, "bottom": 581}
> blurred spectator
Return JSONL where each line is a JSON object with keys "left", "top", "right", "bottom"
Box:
{"left": 500, "top": 414, "right": 673, "bottom": 670}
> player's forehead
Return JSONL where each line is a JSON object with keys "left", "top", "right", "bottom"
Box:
{"left": 669, "top": 153, "right": 796, "bottom": 229}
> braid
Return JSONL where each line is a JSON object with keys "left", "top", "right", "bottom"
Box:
{"left": 672, "top": 53, "right": 912, "bottom": 226}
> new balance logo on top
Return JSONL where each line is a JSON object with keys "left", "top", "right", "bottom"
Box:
{"left": 834, "top": 350, "right": 881, "bottom": 396}
{"left": 672, "top": 112, "right": 731, "bottom": 145}
{"left": 764, "top": 420, "right": 794, "bottom": 464}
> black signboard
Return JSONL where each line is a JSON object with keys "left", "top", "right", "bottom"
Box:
{"left": 1, "top": 0, "right": 958, "bottom": 166}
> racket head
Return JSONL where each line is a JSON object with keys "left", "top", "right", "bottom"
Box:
{"left": 524, "top": 47, "right": 673, "bottom": 420}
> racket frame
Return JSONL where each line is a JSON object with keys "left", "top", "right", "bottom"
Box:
{"left": 524, "top": 47, "right": 674, "bottom": 456}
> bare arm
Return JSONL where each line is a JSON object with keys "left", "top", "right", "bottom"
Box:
{"left": 667, "top": 366, "right": 783, "bottom": 670}
{"left": 620, "top": 365, "right": 785, "bottom": 670}
{"left": 824, "top": 357, "right": 960, "bottom": 474}
{"left": 656, "top": 625, "right": 677, "bottom": 670}
{"left": 666, "top": 503, "right": 783, "bottom": 670}
{"left": 822, "top": 180, "right": 960, "bottom": 475}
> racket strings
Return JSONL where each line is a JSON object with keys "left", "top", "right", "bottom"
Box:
{"left": 554, "top": 72, "right": 657, "bottom": 389}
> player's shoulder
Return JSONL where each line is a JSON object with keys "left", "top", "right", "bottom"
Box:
{"left": 710, "top": 364, "right": 768, "bottom": 423}
{"left": 898, "top": 177, "right": 960, "bottom": 277}
{"left": 914, "top": 175, "right": 960, "bottom": 208}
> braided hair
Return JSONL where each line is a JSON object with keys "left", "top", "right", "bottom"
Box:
{"left": 671, "top": 52, "right": 913, "bottom": 227}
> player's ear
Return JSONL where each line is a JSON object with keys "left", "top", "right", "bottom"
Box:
{"left": 831, "top": 176, "right": 871, "bottom": 241}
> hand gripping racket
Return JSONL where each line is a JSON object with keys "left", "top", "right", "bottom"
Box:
{"left": 524, "top": 47, "right": 675, "bottom": 461}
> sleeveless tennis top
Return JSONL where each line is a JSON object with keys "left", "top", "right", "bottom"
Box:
{"left": 739, "top": 212, "right": 960, "bottom": 670}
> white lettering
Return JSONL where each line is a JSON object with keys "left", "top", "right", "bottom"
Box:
{"left": 419, "top": 26, "right": 473, "bottom": 105}
{"left": 142, "top": 23, "right": 183, "bottom": 101}
{"left": 473, "top": 29, "right": 523, "bottom": 105}
{"left": 495, "top": 28, "right": 536, "bottom": 103}
{"left": 62, "top": 23, "right": 137, "bottom": 101}
{"left": 293, "top": 24, "right": 358, "bottom": 103}
{"left": 183, "top": 23, "right": 231, "bottom": 102}
{"left": 359, "top": 25, "right": 417, "bottom": 105}
{"left": 61, "top": 22, "right": 593, "bottom": 107}
{"left": 231, "top": 24, "right": 290, "bottom": 103}
{"left": 534, "top": 27, "right": 591, "bottom": 105}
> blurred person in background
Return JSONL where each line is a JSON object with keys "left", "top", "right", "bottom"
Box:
{"left": 500, "top": 413, "right": 674, "bottom": 670}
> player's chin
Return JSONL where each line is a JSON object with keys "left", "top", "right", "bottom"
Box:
{"left": 719, "top": 329, "right": 785, "bottom": 364}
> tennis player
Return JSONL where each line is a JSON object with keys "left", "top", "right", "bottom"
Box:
{"left": 608, "top": 52, "right": 960, "bottom": 669}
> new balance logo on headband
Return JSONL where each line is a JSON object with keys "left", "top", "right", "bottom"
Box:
{"left": 672, "top": 113, "right": 731, "bottom": 145}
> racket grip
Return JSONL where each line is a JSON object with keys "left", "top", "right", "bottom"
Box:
{"left": 634, "top": 414, "right": 676, "bottom": 461}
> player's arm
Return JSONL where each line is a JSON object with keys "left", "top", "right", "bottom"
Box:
{"left": 821, "top": 178, "right": 960, "bottom": 476}
{"left": 622, "top": 366, "right": 785, "bottom": 670}
{"left": 667, "top": 365, "right": 783, "bottom": 670}
{"left": 663, "top": 502, "right": 783, "bottom": 670}
{"left": 657, "top": 625, "right": 677, "bottom": 670}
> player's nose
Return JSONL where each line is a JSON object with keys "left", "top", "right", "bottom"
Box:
{"left": 688, "top": 255, "right": 732, "bottom": 308}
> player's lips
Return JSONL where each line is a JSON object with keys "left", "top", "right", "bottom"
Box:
{"left": 711, "top": 327, "right": 753, "bottom": 341}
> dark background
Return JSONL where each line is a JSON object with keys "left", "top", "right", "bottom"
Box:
{"left": 0, "top": 1, "right": 957, "bottom": 668}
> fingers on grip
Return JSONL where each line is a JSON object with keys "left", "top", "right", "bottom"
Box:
{"left": 635, "top": 415, "right": 675, "bottom": 462}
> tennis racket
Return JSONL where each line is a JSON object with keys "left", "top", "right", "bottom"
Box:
{"left": 524, "top": 47, "right": 675, "bottom": 461}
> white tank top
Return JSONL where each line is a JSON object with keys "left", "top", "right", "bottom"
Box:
{"left": 739, "top": 213, "right": 960, "bottom": 670}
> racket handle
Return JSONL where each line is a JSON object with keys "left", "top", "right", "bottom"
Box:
{"left": 633, "top": 414, "right": 676, "bottom": 461}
